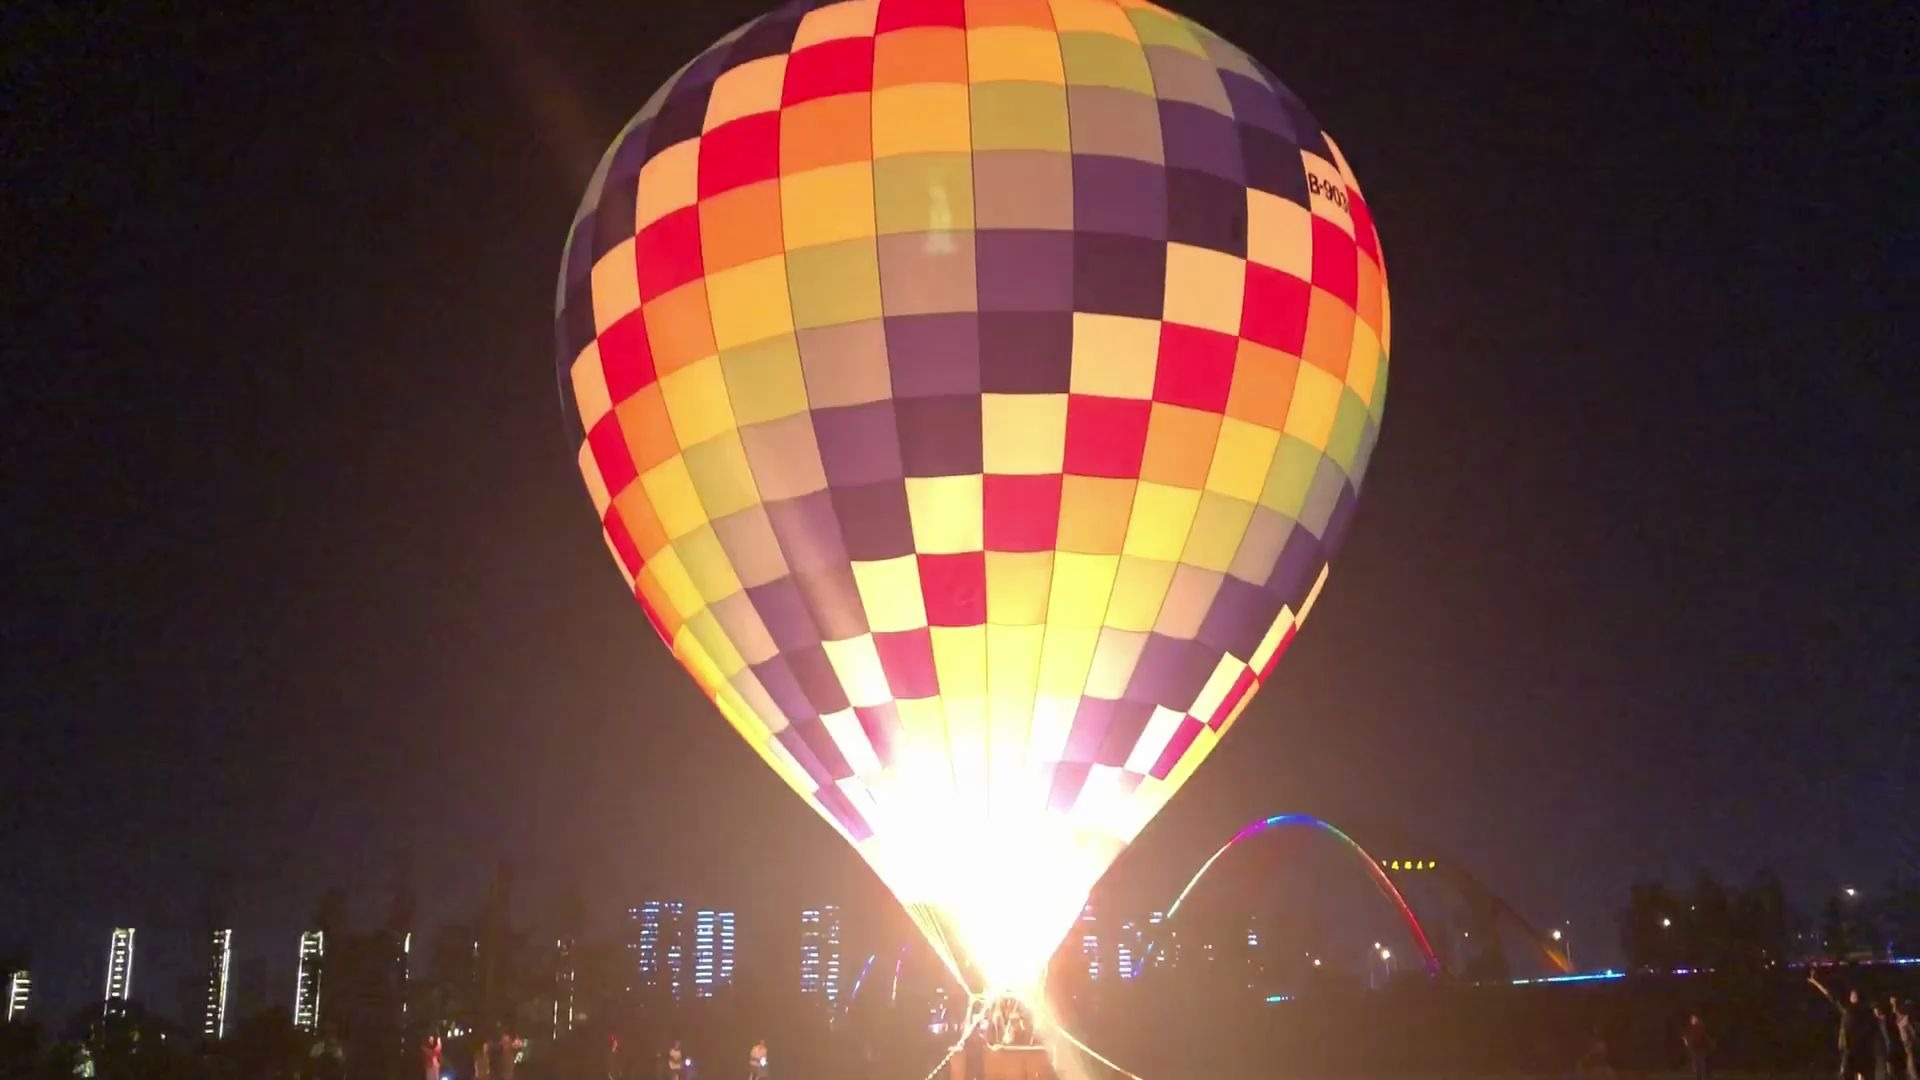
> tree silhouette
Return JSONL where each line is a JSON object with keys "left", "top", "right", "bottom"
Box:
{"left": 1819, "top": 896, "right": 1853, "bottom": 960}
{"left": 1621, "top": 880, "right": 1683, "bottom": 970}
{"left": 1874, "top": 876, "right": 1920, "bottom": 957}
{"left": 1728, "top": 870, "right": 1790, "bottom": 972}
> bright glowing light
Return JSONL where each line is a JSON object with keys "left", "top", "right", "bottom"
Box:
{"left": 1551, "top": 929, "right": 1563, "bottom": 941}
{"left": 1844, "top": 886, "right": 1858, "bottom": 898}
{"left": 882, "top": 822, "right": 1116, "bottom": 996}
{"left": 1380, "top": 948, "right": 1391, "bottom": 960}
{"left": 1661, "top": 917, "right": 1672, "bottom": 928}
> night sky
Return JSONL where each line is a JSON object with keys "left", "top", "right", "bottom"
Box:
{"left": 6, "top": 2, "right": 1913, "bottom": 1019}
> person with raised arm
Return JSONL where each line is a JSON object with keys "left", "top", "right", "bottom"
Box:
{"left": 1811, "top": 971, "right": 1875, "bottom": 1080}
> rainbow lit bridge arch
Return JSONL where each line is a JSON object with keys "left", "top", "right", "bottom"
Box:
{"left": 1152, "top": 813, "right": 1441, "bottom": 976}
{"left": 1342, "top": 818, "right": 1574, "bottom": 975}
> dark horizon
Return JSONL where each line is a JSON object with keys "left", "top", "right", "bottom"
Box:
{"left": 5, "top": 1, "right": 1913, "bottom": 1023}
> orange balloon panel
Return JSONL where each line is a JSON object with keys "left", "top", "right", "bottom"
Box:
{"left": 554, "top": 0, "right": 1388, "bottom": 957}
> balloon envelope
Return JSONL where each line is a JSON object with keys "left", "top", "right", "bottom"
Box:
{"left": 555, "top": 0, "right": 1389, "bottom": 992}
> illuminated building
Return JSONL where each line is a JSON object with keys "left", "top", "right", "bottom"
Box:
{"left": 628, "top": 900, "right": 689, "bottom": 1001}
{"left": 692, "top": 910, "right": 735, "bottom": 998}
{"left": 1147, "top": 911, "right": 1171, "bottom": 970}
{"left": 6, "top": 971, "right": 29, "bottom": 1022}
{"left": 552, "top": 938, "right": 576, "bottom": 1039}
{"left": 103, "top": 928, "right": 135, "bottom": 1017}
{"left": 1245, "top": 917, "right": 1264, "bottom": 990}
{"left": 799, "top": 907, "right": 842, "bottom": 1003}
{"left": 1117, "top": 921, "right": 1140, "bottom": 980}
{"left": 294, "top": 931, "right": 325, "bottom": 1032}
{"left": 1079, "top": 903, "right": 1102, "bottom": 980}
{"left": 203, "top": 929, "right": 233, "bottom": 1039}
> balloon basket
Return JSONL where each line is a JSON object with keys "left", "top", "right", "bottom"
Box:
{"left": 951, "top": 1044, "right": 1057, "bottom": 1080}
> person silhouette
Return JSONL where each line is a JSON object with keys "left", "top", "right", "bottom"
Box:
{"left": 1811, "top": 973, "right": 1875, "bottom": 1080}
{"left": 1891, "top": 999, "right": 1917, "bottom": 1080}
{"left": 1682, "top": 1014, "right": 1713, "bottom": 1080}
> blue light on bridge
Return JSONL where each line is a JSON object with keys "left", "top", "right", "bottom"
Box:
{"left": 1509, "top": 970, "right": 1625, "bottom": 986}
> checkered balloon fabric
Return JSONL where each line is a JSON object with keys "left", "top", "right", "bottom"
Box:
{"left": 556, "top": 0, "right": 1387, "bottom": 876}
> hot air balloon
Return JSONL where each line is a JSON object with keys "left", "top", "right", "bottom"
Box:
{"left": 554, "top": 0, "right": 1388, "bottom": 1003}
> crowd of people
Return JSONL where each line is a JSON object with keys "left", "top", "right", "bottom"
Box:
{"left": 1577, "top": 979, "right": 1918, "bottom": 1080}
{"left": 586, "top": 1034, "right": 772, "bottom": 1080}
{"left": 1617, "top": 978, "right": 1920, "bottom": 1080}
{"left": 1809, "top": 973, "right": 1917, "bottom": 1080}
{"left": 394, "top": 973, "right": 1919, "bottom": 1080}
{"left": 420, "top": 1031, "right": 526, "bottom": 1080}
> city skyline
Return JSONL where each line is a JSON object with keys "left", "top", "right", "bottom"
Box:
{"left": 8, "top": 881, "right": 1908, "bottom": 1042}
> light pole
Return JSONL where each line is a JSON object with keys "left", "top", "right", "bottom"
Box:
{"left": 1551, "top": 927, "right": 1574, "bottom": 971}
{"left": 1368, "top": 945, "right": 1392, "bottom": 988}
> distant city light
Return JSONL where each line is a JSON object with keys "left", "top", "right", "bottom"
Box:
{"left": 5, "top": 971, "right": 29, "bottom": 1023}
{"left": 1511, "top": 970, "right": 1625, "bottom": 986}
{"left": 799, "top": 907, "right": 842, "bottom": 1003}
{"left": 103, "top": 929, "right": 135, "bottom": 1018}
{"left": 293, "top": 931, "right": 324, "bottom": 1033}
{"left": 692, "top": 909, "right": 736, "bottom": 998}
{"left": 203, "top": 929, "right": 233, "bottom": 1039}
{"left": 1117, "top": 920, "right": 1139, "bottom": 981}
{"left": 1661, "top": 917, "right": 1672, "bottom": 928}
{"left": 1081, "top": 903, "right": 1101, "bottom": 981}
{"left": 630, "top": 901, "right": 689, "bottom": 1001}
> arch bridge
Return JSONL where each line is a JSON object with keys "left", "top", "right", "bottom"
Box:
{"left": 1145, "top": 813, "right": 1571, "bottom": 978}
